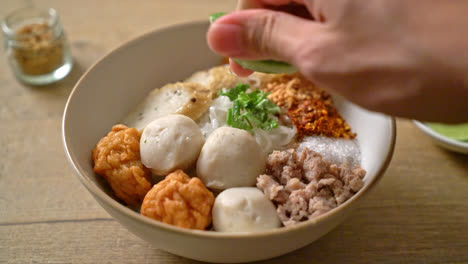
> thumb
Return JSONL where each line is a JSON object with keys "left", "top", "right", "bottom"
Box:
{"left": 207, "top": 9, "right": 326, "bottom": 65}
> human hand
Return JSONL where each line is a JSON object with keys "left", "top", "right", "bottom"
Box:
{"left": 207, "top": 0, "right": 468, "bottom": 122}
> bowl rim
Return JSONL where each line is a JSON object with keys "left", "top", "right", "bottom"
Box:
{"left": 413, "top": 120, "right": 468, "bottom": 149}
{"left": 62, "top": 20, "right": 397, "bottom": 239}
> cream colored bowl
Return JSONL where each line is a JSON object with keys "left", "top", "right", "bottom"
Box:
{"left": 62, "top": 21, "right": 396, "bottom": 263}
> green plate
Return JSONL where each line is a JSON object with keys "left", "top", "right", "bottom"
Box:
{"left": 426, "top": 123, "right": 468, "bottom": 142}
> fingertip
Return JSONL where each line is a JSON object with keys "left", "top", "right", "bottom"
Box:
{"left": 207, "top": 21, "right": 245, "bottom": 57}
{"left": 230, "top": 59, "right": 254, "bottom": 77}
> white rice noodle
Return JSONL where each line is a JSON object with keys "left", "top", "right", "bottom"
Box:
{"left": 253, "top": 124, "right": 296, "bottom": 155}
{"left": 244, "top": 74, "right": 262, "bottom": 89}
{"left": 197, "top": 96, "right": 296, "bottom": 155}
{"left": 198, "top": 96, "right": 232, "bottom": 138}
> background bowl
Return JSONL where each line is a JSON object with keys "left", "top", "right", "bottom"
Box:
{"left": 413, "top": 121, "right": 468, "bottom": 154}
{"left": 62, "top": 21, "right": 396, "bottom": 263}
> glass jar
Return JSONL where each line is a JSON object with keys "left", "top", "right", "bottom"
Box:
{"left": 1, "top": 7, "right": 73, "bottom": 85}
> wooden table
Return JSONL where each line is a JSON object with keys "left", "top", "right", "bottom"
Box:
{"left": 1, "top": 1, "right": 467, "bottom": 263}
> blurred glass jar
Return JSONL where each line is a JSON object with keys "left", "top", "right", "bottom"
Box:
{"left": 1, "top": 7, "right": 73, "bottom": 85}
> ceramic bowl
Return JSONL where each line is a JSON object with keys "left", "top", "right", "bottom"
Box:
{"left": 62, "top": 21, "right": 396, "bottom": 263}
{"left": 413, "top": 121, "right": 468, "bottom": 154}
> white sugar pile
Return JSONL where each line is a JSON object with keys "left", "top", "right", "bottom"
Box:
{"left": 297, "top": 136, "right": 361, "bottom": 166}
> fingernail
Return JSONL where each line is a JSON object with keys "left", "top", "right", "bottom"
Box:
{"left": 208, "top": 23, "right": 246, "bottom": 57}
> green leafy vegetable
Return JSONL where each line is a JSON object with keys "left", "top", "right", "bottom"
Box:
{"left": 219, "top": 84, "right": 281, "bottom": 132}
{"left": 232, "top": 58, "right": 297, "bottom": 74}
{"left": 209, "top": 12, "right": 227, "bottom": 23}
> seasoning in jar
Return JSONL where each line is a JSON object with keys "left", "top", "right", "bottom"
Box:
{"left": 2, "top": 7, "right": 72, "bottom": 85}
{"left": 13, "top": 23, "right": 64, "bottom": 75}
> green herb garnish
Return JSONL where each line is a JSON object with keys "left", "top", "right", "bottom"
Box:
{"left": 219, "top": 84, "right": 281, "bottom": 132}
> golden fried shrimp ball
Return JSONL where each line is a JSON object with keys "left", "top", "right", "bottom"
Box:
{"left": 92, "top": 124, "right": 152, "bottom": 207}
{"left": 141, "top": 170, "right": 215, "bottom": 230}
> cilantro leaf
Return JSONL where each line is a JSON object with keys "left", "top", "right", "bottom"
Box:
{"left": 219, "top": 84, "right": 281, "bottom": 132}
{"left": 219, "top": 84, "right": 249, "bottom": 101}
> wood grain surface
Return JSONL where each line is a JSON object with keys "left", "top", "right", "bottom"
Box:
{"left": 1, "top": 1, "right": 467, "bottom": 263}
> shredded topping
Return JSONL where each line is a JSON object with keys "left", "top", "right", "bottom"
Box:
{"left": 262, "top": 74, "right": 355, "bottom": 139}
